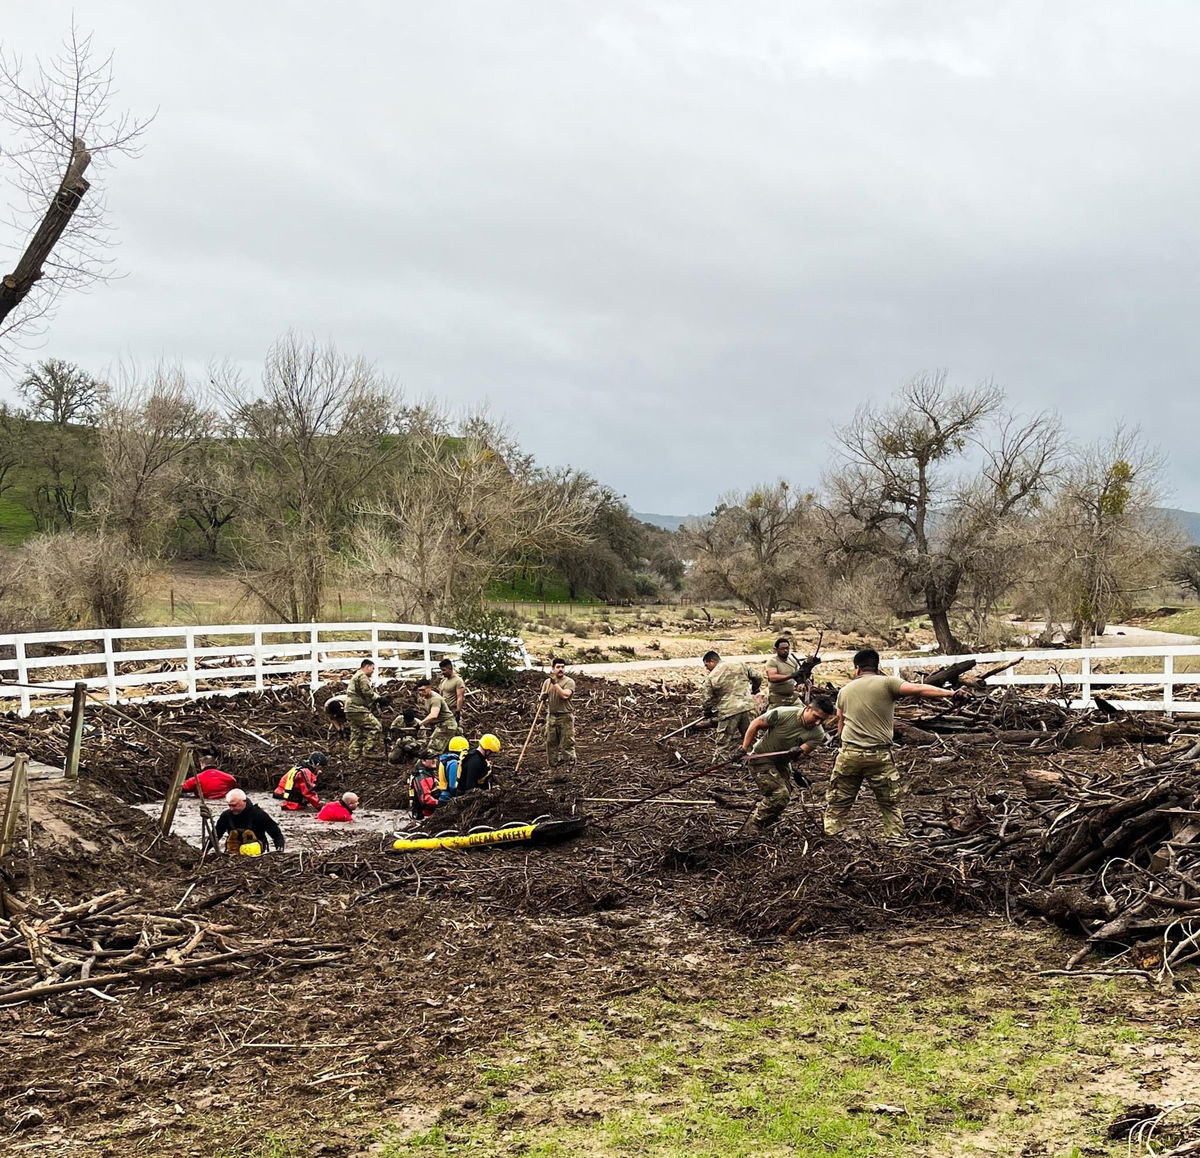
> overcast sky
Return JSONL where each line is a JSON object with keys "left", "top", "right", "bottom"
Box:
{"left": 3, "top": 2, "right": 1199, "bottom": 514}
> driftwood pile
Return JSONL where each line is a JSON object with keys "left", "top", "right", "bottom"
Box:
{"left": 0, "top": 887, "right": 349, "bottom": 1008}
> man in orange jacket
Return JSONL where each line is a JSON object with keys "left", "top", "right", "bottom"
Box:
{"left": 273, "top": 752, "right": 325, "bottom": 811}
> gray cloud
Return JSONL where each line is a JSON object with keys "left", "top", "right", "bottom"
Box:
{"left": 3, "top": 1, "right": 1199, "bottom": 513}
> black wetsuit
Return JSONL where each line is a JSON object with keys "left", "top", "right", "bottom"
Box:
{"left": 211, "top": 802, "right": 285, "bottom": 852}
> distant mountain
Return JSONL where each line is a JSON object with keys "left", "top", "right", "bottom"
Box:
{"left": 633, "top": 512, "right": 696, "bottom": 532}
{"left": 636, "top": 507, "right": 1200, "bottom": 542}
{"left": 1159, "top": 508, "right": 1200, "bottom": 544}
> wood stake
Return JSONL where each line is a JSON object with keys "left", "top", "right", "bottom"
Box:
{"left": 0, "top": 753, "right": 29, "bottom": 858}
{"left": 515, "top": 697, "right": 544, "bottom": 773}
{"left": 64, "top": 681, "right": 87, "bottom": 780}
{"left": 160, "top": 746, "right": 195, "bottom": 837}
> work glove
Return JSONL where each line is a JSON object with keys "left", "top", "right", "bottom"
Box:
{"left": 702, "top": 706, "right": 716, "bottom": 719}
{"left": 792, "top": 768, "right": 811, "bottom": 790}
{"left": 730, "top": 749, "right": 747, "bottom": 764}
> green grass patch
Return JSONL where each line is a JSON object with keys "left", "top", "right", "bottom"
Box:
{"left": 1140, "top": 607, "right": 1200, "bottom": 638}
{"left": 376, "top": 972, "right": 1143, "bottom": 1157}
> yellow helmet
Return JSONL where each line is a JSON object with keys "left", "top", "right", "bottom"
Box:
{"left": 480, "top": 733, "right": 501, "bottom": 753}
{"left": 447, "top": 736, "right": 470, "bottom": 753}
{"left": 239, "top": 841, "right": 263, "bottom": 857}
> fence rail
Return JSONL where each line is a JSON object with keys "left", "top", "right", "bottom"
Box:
{"left": 882, "top": 644, "right": 1200, "bottom": 715}
{"left": 0, "top": 622, "right": 533, "bottom": 717}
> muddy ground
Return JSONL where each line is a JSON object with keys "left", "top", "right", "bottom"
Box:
{"left": 2, "top": 672, "right": 1199, "bottom": 1155}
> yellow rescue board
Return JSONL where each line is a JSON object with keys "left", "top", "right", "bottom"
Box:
{"left": 391, "top": 824, "right": 537, "bottom": 852}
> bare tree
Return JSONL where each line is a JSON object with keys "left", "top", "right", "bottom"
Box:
{"left": 94, "top": 367, "right": 214, "bottom": 552}
{"left": 1018, "top": 428, "right": 1179, "bottom": 645}
{"left": 354, "top": 409, "right": 593, "bottom": 622}
{"left": 0, "top": 24, "right": 151, "bottom": 354}
{"left": 823, "top": 372, "right": 1060, "bottom": 654}
{"left": 17, "top": 357, "right": 103, "bottom": 425}
{"left": 686, "top": 482, "right": 818, "bottom": 627}
{"left": 218, "top": 335, "right": 401, "bottom": 622}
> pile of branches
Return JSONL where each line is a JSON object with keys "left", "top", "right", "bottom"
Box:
{"left": 0, "top": 888, "right": 348, "bottom": 1007}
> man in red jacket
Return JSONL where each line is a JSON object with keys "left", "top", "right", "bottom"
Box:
{"left": 182, "top": 765, "right": 238, "bottom": 799}
{"left": 273, "top": 753, "right": 325, "bottom": 811}
{"left": 316, "top": 792, "right": 359, "bottom": 822}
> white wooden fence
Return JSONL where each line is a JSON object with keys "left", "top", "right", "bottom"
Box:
{"left": 0, "top": 621, "right": 534, "bottom": 717}
{"left": 882, "top": 644, "right": 1200, "bottom": 715}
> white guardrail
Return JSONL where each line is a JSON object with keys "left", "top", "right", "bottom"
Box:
{"left": 882, "top": 644, "right": 1200, "bottom": 716}
{"left": 0, "top": 622, "right": 534, "bottom": 717}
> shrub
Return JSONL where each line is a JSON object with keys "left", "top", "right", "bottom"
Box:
{"left": 452, "top": 605, "right": 523, "bottom": 686}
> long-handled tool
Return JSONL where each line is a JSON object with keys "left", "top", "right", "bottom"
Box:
{"left": 514, "top": 697, "right": 544, "bottom": 773}
{"left": 594, "top": 747, "right": 802, "bottom": 824}
{"left": 654, "top": 716, "right": 712, "bottom": 746}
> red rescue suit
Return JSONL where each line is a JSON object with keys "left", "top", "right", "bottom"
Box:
{"left": 316, "top": 800, "right": 355, "bottom": 823}
{"left": 273, "top": 764, "right": 320, "bottom": 810}
{"left": 182, "top": 767, "right": 238, "bottom": 799}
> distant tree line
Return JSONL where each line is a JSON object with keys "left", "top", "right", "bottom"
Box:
{"left": 0, "top": 337, "right": 684, "bottom": 630}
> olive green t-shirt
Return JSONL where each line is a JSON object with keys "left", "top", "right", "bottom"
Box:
{"left": 750, "top": 706, "right": 826, "bottom": 754}
{"left": 542, "top": 675, "right": 576, "bottom": 714}
{"left": 439, "top": 674, "right": 465, "bottom": 707}
{"left": 423, "top": 690, "right": 454, "bottom": 725}
{"left": 764, "top": 654, "right": 801, "bottom": 703}
{"left": 836, "top": 674, "right": 904, "bottom": 747}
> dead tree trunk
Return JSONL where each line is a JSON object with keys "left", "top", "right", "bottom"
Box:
{"left": 0, "top": 138, "right": 92, "bottom": 326}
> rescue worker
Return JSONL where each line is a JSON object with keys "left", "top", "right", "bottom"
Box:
{"left": 458, "top": 733, "right": 501, "bottom": 794}
{"left": 701, "top": 650, "right": 762, "bottom": 763}
{"left": 415, "top": 678, "right": 462, "bottom": 755}
{"left": 317, "top": 792, "right": 359, "bottom": 822}
{"left": 210, "top": 790, "right": 285, "bottom": 854}
{"left": 541, "top": 659, "right": 576, "bottom": 767}
{"left": 273, "top": 752, "right": 325, "bottom": 810}
{"left": 738, "top": 695, "right": 835, "bottom": 833}
{"left": 345, "top": 659, "right": 384, "bottom": 759}
{"left": 438, "top": 657, "right": 467, "bottom": 717}
{"left": 764, "top": 637, "right": 802, "bottom": 707}
{"left": 182, "top": 762, "right": 238, "bottom": 799}
{"left": 387, "top": 709, "right": 422, "bottom": 763}
{"left": 825, "top": 647, "right": 958, "bottom": 840}
{"left": 435, "top": 736, "right": 471, "bottom": 804}
{"left": 408, "top": 753, "right": 442, "bottom": 819}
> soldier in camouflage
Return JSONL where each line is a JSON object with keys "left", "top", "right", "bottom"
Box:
{"left": 345, "top": 659, "right": 384, "bottom": 759}
{"left": 737, "top": 694, "right": 835, "bottom": 833}
{"left": 700, "top": 650, "right": 762, "bottom": 763}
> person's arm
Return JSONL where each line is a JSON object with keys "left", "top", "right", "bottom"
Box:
{"left": 556, "top": 680, "right": 573, "bottom": 702}
{"left": 701, "top": 674, "right": 717, "bottom": 715}
{"left": 418, "top": 699, "right": 438, "bottom": 727}
{"left": 455, "top": 682, "right": 465, "bottom": 713}
{"left": 898, "top": 682, "right": 958, "bottom": 701}
{"left": 209, "top": 811, "right": 230, "bottom": 853}
{"left": 741, "top": 714, "right": 768, "bottom": 753}
{"left": 836, "top": 707, "right": 845, "bottom": 737}
{"left": 765, "top": 660, "right": 788, "bottom": 685}
{"left": 746, "top": 665, "right": 763, "bottom": 695}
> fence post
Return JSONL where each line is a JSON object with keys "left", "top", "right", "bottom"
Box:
{"left": 14, "top": 638, "right": 29, "bottom": 717}
{"left": 0, "top": 753, "right": 29, "bottom": 857}
{"left": 160, "top": 745, "right": 195, "bottom": 837}
{"left": 1164, "top": 653, "right": 1175, "bottom": 720}
{"left": 185, "top": 628, "right": 198, "bottom": 698}
{"left": 253, "top": 628, "right": 264, "bottom": 692}
{"left": 64, "top": 682, "right": 87, "bottom": 780}
{"left": 310, "top": 624, "right": 320, "bottom": 688}
{"left": 104, "top": 630, "right": 117, "bottom": 704}
{"left": 371, "top": 625, "right": 380, "bottom": 670}
{"left": 422, "top": 629, "right": 432, "bottom": 677}
{"left": 1079, "top": 655, "right": 1092, "bottom": 709}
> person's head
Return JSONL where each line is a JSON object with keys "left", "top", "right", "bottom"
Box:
{"left": 775, "top": 637, "right": 791, "bottom": 657}
{"left": 551, "top": 658, "right": 566, "bottom": 676}
{"left": 226, "top": 788, "right": 248, "bottom": 814}
{"left": 341, "top": 792, "right": 359, "bottom": 811}
{"left": 447, "top": 736, "right": 470, "bottom": 754}
{"left": 802, "top": 694, "right": 836, "bottom": 728}
{"left": 479, "top": 733, "right": 501, "bottom": 755}
{"left": 439, "top": 658, "right": 454, "bottom": 674}
{"left": 702, "top": 650, "right": 720, "bottom": 672}
{"left": 852, "top": 648, "right": 881, "bottom": 675}
{"left": 415, "top": 678, "right": 432, "bottom": 697}
{"left": 360, "top": 659, "right": 375, "bottom": 675}
{"left": 401, "top": 708, "right": 418, "bottom": 724}
{"left": 308, "top": 751, "right": 327, "bottom": 768}
{"left": 418, "top": 753, "right": 438, "bottom": 769}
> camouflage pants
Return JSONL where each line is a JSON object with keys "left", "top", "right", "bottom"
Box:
{"left": 713, "top": 712, "right": 753, "bottom": 763}
{"left": 824, "top": 745, "right": 903, "bottom": 838}
{"left": 346, "top": 708, "right": 383, "bottom": 758}
{"left": 545, "top": 713, "right": 576, "bottom": 766}
{"left": 428, "top": 719, "right": 463, "bottom": 756}
{"left": 748, "top": 758, "right": 795, "bottom": 827}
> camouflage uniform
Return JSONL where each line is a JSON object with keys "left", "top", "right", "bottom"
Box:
{"left": 824, "top": 674, "right": 905, "bottom": 838}
{"left": 421, "top": 690, "right": 462, "bottom": 754}
{"left": 746, "top": 706, "right": 826, "bottom": 828}
{"left": 542, "top": 675, "right": 577, "bottom": 766}
{"left": 345, "top": 670, "right": 383, "bottom": 758}
{"left": 702, "top": 661, "right": 758, "bottom": 763}
{"left": 764, "top": 652, "right": 801, "bottom": 707}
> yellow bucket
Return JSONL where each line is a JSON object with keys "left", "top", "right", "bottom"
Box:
{"left": 239, "top": 841, "right": 263, "bottom": 857}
